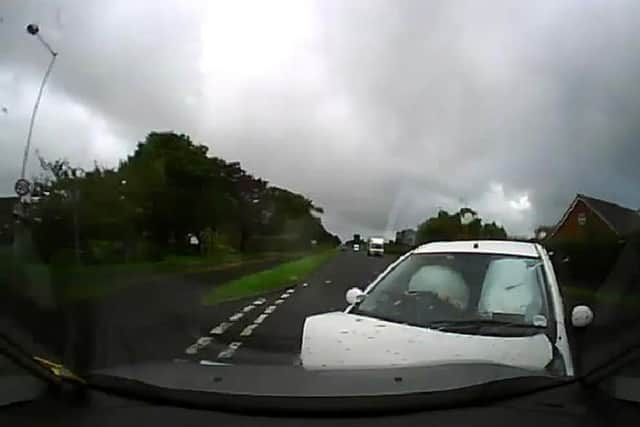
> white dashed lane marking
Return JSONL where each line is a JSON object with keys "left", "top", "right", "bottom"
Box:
{"left": 254, "top": 314, "right": 268, "bottom": 324}
{"left": 210, "top": 322, "right": 233, "bottom": 335}
{"left": 240, "top": 324, "right": 259, "bottom": 337}
{"left": 242, "top": 304, "right": 256, "bottom": 313}
{"left": 190, "top": 280, "right": 311, "bottom": 359}
{"left": 229, "top": 313, "right": 244, "bottom": 322}
{"left": 184, "top": 336, "right": 213, "bottom": 355}
{"left": 199, "top": 360, "right": 230, "bottom": 366}
{"left": 217, "top": 342, "right": 242, "bottom": 359}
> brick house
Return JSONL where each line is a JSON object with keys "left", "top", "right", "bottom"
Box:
{"left": 547, "top": 194, "right": 640, "bottom": 285}
{"left": 548, "top": 194, "right": 640, "bottom": 243}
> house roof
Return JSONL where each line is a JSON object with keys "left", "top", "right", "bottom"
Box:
{"left": 550, "top": 194, "right": 640, "bottom": 238}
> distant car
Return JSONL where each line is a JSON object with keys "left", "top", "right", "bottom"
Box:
{"left": 301, "top": 240, "right": 594, "bottom": 376}
{"left": 340, "top": 244, "right": 349, "bottom": 251}
{"left": 353, "top": 243, "right": 360, "bottom": 252}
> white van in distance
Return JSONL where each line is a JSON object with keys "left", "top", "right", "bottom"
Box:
{"left": 368, "top": 237, "right": 385, "bottom": 256}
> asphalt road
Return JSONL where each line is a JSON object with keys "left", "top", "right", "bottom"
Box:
{"left": 0, "top": 256, "right": 301, "bottom": 370}
{"left": 1, "top": 250, "right": 396, "bottom": 370}
{"left": 5, "top": 248, "right": 640, "bottom": 376}
{"left": 179, "top": 251, "right": 396, "bottom": 366}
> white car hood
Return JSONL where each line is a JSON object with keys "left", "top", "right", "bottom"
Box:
{"left": 301, "top": 312, "right": 553, "bottom": 370}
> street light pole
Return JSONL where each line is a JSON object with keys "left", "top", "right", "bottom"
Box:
{"left": 20, "top": 24, "right": 58, "bottom": 180}
{"left": 12, "top": 24, "right": 59, "bottom": 266}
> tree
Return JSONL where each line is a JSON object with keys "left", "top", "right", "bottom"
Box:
{"left": 416, "top": 208, "right": 508, "bottom": 244}
{"left": 31, "top": 131, "right": 337, "bottom": 262}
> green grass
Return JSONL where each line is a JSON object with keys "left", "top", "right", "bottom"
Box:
{"left": 202, "top": 249, "right": 337, "bottom": 306}
{"left": 1, "top": 246, "right": 311, "bottom": 303}
{"left": 60, "top": 252, "right": 306, "bottom": 302}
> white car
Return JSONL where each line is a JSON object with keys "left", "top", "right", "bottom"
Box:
{"left": 300, "top": 240, "right": 594, "bottom": 376}
{"left": 353, "top": 243, "right": 360, "bottom": 252}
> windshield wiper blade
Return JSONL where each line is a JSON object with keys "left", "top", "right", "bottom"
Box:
{"left": 350, "top": 310, "right": 404, "bottom": 325}
{"left": 426, "top": 319, "right": 546, "bottom": 330}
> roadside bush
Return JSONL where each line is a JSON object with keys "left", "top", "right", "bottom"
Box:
{"left": 547, "top": 241, "right": 623, "bottom": 288}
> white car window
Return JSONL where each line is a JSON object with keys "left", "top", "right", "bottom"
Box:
{"left": 478, "top": 259, "right": 543, "bottom": 320}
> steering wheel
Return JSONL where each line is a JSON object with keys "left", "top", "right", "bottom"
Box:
{"left": 400, "top": 290, "right": 463, "bottom": 324}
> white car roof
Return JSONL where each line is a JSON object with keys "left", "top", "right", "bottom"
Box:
{"left": 413, "top": 240, "right": 540, "bottom": 258}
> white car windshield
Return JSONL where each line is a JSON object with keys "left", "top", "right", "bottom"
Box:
{"left": 353, "top": 253, "right": 550, "bottom": 335}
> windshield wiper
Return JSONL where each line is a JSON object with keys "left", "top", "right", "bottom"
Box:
{"left": 350, "top": 308, "right": 404, "bottom": 325}
{"left": 425, "top": 319, "right": 546, "bottom": 330}
{"left": 0, "top": 333, "right": 85, "bottom": 387}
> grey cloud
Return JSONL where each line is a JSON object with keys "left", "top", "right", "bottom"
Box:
{"left": 3, "top": 0, "right": 640, "bottom": 239}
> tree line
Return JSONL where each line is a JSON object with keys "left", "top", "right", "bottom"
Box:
{"left": 29, "top": 132, "right": 340, "bottom": 264}
{"left": 415, "top": 207, "right": 508, "bottom": 244}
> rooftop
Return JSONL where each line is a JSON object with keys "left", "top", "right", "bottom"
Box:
{"left": 576, "top": 194, "right": 640, "bottom": 236}
{"left": 414, "top": 240, "right": 539, "bottom": 258}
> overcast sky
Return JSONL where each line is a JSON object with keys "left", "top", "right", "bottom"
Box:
{"left": 3, "top": 0, "right": 640, "bottom": 239}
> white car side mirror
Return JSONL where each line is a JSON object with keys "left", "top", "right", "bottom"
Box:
{"left": 571, "top": 305, "right": 594, "bottom": 328}
{"left": 346, "top": 287, "right": 366, "bottom": 305}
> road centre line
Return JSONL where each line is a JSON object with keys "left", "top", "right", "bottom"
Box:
{"left": 217, "top": 342, "right": 242, "bottom": 359}
{"left": 254, "top": 314, "right": 268, "bottom": 324}
{"left": 207, "top": 277, "right": 307, "bottom": 360}
{"left": 240, "top": 324, "right": 259, "bottom": 337}
{"left": 200, "top": 360, "right": 230, "bottom": 366}
{"left": 200, "top": 285, "right": 298, "bottom": 358}
{"left": 197, "top": 337, "right": 212, "bottom": 346}
{"left": 229, "top": 312, "right": 244, "bottom": 322}
{"left": 184, "top": 336, "right": 214, "bottom": 354}
{"left": 210, "top": 322, "right": 233, "bottom": 335}
{"left": 208, "top": 294, "right": 283, "bottom": 343}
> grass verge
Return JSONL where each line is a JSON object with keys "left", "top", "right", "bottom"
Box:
{"left": 202, "top": 249, "right": 337, "bottom": 306}
{"left": 1, "top": 246, "right": 313, "bottom": 304}
{"left": 61, "top": 252, "right": 309, "bottom": 303}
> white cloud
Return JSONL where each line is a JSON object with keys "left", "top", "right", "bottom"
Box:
{"left": 472, "top": 183, "right": 534, "bottom": 237}
{"left": 0, "top": 73, "right": 130, "bottom": 194}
